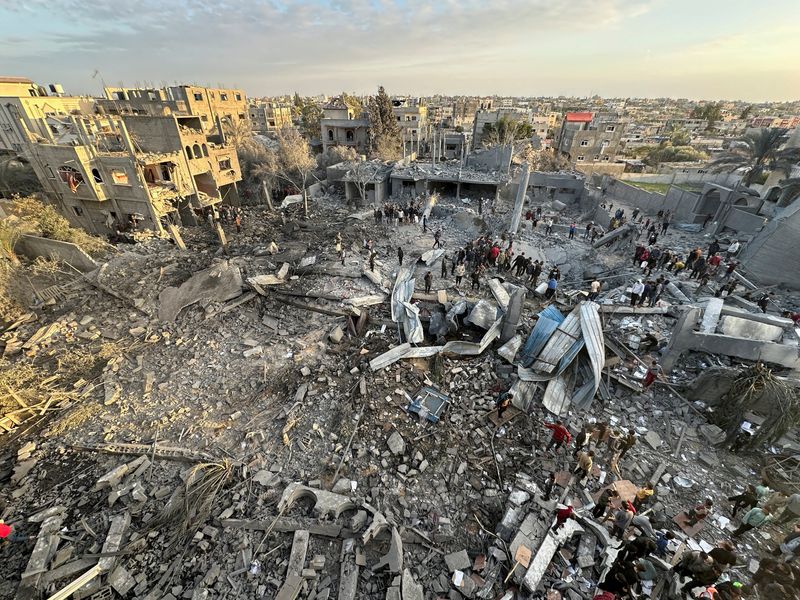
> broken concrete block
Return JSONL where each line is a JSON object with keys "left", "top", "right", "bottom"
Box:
{"left": 387, "top": 431, "right": 405, "bottom": 455}
{"left": 109, "top": 565, "right": 136, "bottom": 596}
{"left": 329, "top": 326, "right": 344, "bottom": 344}
{"left": 331, "top": 478, "right": 353, "bottom": 495}
{"left": 99, "top": 512, "right": 131, "bottom": 573}
{"left": 401, "top": 569, "right": 424, "bottom": 600}
{"left": 287, "top": 530, "right": 309, "bottom": 578}
{"left": 644, "top": 430, "right": 662, "bottom": 450}
{"left": 94, "top": 463, "right": 130, "bottom": 491}
{"left": 444, "top": 549, "right": 471, "bottom": 572}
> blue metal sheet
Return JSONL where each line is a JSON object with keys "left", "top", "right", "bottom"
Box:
{"left": 520, "top": 306, "right": 565, "bottom": 366}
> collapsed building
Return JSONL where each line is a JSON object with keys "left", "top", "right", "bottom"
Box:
{"left": 13, "top": 113, "right": 242, "bottom": 235}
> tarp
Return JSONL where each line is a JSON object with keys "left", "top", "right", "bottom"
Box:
{"left": 520, "top": 305, "right": 565, "bottom": 367}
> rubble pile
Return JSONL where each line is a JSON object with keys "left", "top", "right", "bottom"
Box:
{"left": 1, "top": 190, "right": 799, "bottom": 600}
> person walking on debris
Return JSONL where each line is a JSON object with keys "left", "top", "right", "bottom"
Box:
{"left": 369, "top": 250, "right": 377, "bottom": 272}
{"left": 234, "top": 211, "right": 242, "bottom": 233}
{"left": 454, "top": 262, "right": 465, "bottom": 287}
{"left": 543, "top": 472, "right": 557, "bottom": 501}
{"left": 574, "top": 450, "right": 594, "bottom": 484}
{"left": 758, "top": 292, "right": 774, "bottom": 314}
{"left": 545, "top": 420, "right": 572, "bottom": 451}
{"left": 335, "top": 232, "right": 342, "bottom": 255}
{"left": 441, "top": 256, "right": 447, "bottom": 279}
{"left": 686, "top": 498, "right": 714, "bottom": 527}
{"left": 530, "top": 260, "right": 543, "bottom": 286}
{"left": 424, "top": 271, "right": 433, "bottom": 294}
{"left": 545, "top": 217, "right": 554, "bottom": 236}
{"left": 708, "top": 239, "right": 721, "bottom": 258}
{"left": 584, "top": 222, "right": 593, "bottom": 240}
{"left": 593, "top": 487, "right": 619, "bottom": 519}
{"left": 633, "top": 483, "right": 654, "bottom": 511}
{"left": 573, "top": 423, "right": 594, "bottom": 456}
{"left": 655, "top": 531, "right": 675, "bottom": 558}
{"left": 552, "top": 504, "right": 575, "bottom": 532}
{"left": 397, "top": 246, "right": 404, "bottom": 266}
{"left": 618, "top": 430, "right": 637, "bottom": 459}
{"left": 496, "top": 390, "right": 513, "bottom": 420}
{"left": 433, "top": 229, "right": 442, "bottom": 249}
{"left": 422, "top": 214, "right": 428, "bottom": 232}
{"left": 728, "top": 484, "right": 758, "bottom": 518}
{"left": 709, "top": 540, "right": 738, "bottom": 570}
{"left": 569, "top": 222, "right": 577, "bottom": 239}
{"left": 470, "top": 268, "right": 480, "bottom": 291}
{"left": 340, "top": 247, "right": 346, "bottom": 266}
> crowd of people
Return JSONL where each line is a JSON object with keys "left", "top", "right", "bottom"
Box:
{"left": 535, "top": 415, "right": 800, "bottom": 599}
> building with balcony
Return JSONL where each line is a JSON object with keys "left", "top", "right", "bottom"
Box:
{"left": 320, "top": 97, "right": 370, "bottom": 155}
{"left": 0, "top": 76, "right": 95, "bottom": 154}
{"left": 18, "top": 112, "right": 241, "bottom": 235}
{"left": 392, "top": 99, "right": 428, "bottom": 155}
{"left": 100, "top": 85, "right": 248, "bottom": 134}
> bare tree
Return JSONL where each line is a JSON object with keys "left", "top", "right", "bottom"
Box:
{"left": 347, "top": 161, "right": 374, "bottom": 206}
{"left": 271, "top": 128, "right": 317, "bottom": 217}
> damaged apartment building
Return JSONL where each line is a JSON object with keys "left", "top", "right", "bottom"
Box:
{"left": 555, "top": 112, "right": 627, "bottom": 174}
{"left": 15, "top": 111, "right": 242, "bottom": 235}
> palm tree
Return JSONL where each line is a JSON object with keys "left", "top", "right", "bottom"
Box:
{"left": 709, "top": 128, "right": 800, "bottom": 187}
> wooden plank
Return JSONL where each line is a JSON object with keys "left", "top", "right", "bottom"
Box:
{"left": 45, "top": 565, "right": 102, "bottom": 600}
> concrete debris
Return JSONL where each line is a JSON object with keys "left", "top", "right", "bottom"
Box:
{"left": 158, "top": 260, "right": 243, "bottom": 321}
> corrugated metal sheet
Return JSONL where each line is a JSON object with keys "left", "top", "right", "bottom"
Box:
{"left": 520, "top": 305, "right": 565, "bottom": 366}
{"left": 532, "top": 307, "right": 581, "bottom": 373}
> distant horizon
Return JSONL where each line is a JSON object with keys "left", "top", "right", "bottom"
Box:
{"left": 2, "top": 0, "right": 799, "bottom": 103}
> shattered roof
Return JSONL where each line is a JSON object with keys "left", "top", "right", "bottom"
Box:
{"left": 390, "top": 161, "right": 506, "bottom": 184}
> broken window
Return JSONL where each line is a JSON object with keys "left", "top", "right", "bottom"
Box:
{"left": 605, "top": 125, "right": 616, "bottom": 132}
{"left": 328, "top": 130, "right": 334, "bottom": 141}
{"left": 218, "top": 158, "right": 232, "bottom": 170}
{"left": 202, "top": 144, "right": 209, "bottom": 157}
{"left": 111, "top": 169, "right": 130, "bottom": 185}
{"left": 235, "top": 93, "right": 242, "bottom": 101}
{"left": 192, "top": 144, "right": 202, "bottom": 159}
{"left": 72, "top": 206, "right": 84, "bottom": 216}
{"left": 161, "top": 165, "right": 171, "bottom": 181}
{"left": 580, "top": 140, "right": 589, "bottom": 146}
{"left": 186, "top": 146, "right": 193, "bottom": 159}
{"left": 238, "top": 113, "right": 245, "bottom": 120}
{"left": 221, "top": 93, "right": 228, "bottom": 101}
{"left": 57, "top": 166, "right": 84, "bottom": 192}
{"left": 91, "top": 168, "right": 103, "bottom": 183}
{"left": 193, "top": 93, "right": 203, "bottom": 101}
{"left": 577, "top": 155, "right": 585, "bottom": 161}
{"left": 346, "top": 130, "right": 354, "bottom": 142}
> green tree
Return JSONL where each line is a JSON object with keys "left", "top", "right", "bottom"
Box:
{"left": 299, "top": 101, "right": 323, "bottom": 141}
{"left": 482, "top": 116, "right": 533, "bottom": 147}
{"left": 690, "top": 102, "right": 723, "bottom": 131}
{"left": 669, "top": 129, "right": 691, "bottom": 146}
{"left": 710, "top": 128, "right": 800, "bottom": 187}
{"left": 341, "top": 92, "right": 363, "bottom": 118}
{"left": 366, "top": 86, "right": 401, "bottom": 160}
{"left": 740, "top": 105, "right": 753, "bottom": 120}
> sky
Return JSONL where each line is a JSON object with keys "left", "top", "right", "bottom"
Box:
{"left": 1, "top": 0, "right": 799, "bottom": 102}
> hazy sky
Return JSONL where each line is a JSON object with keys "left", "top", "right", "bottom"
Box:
{"left": 1, "top": 0, "right": 799, "bottom": 102}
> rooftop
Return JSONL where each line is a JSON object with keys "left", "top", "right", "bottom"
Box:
{"left": 565, "top": 112, "right": 594, "bottom": 123}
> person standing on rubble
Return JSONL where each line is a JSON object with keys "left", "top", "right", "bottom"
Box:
{"left": 543, "top": 472, "right": 557, "bottom": 501}
{"left": 397, "top": 246, "right": 404, "bottom": 266}
{"left": 545, "top": 276, "right": 558, "bottom": 300}
{"left": 728, "top": 484, "right": 758, "bottom": 518}
{"left": 545, "top": 420, "right": 572, "bottom": 451}
{"left": 424, "top": 271, "right": 433, "bottom": 294}
{"left": 530, "top": 260, "right": 543, "bottom": 286}
{"left": 470, "top": 268, "right": 481, "bottom": 291}
{"left": 593, "top": 487, "right": 619, "bottom": 519}
{"left": 589, "top": 278, "right": 601, "bottom": 301}
{"left": 441, "top": 256, "right": 448, "bottom": 279}
{"left": 708, "top": 239, "right": 721, "bottom": 258}
{"left": 545, "top": 217, "right": 554, "bottom": 236}
{"left": 573, "top": 423, "right": 594, "bottom": 456}
{"left": 611, "top": 502, "right": 635, "bottom": 540}
{"left": 454, "top": 262, "right": 465, "bottom": 287}
{"left": 733, "top": 505, "right": 772, "bottom": 537}
{"left": 569, "top": 222, "right": 577, "bottom": 239}
{"left": 584, "top": 222, "right": 593, "bottom": 240}
{"left": 369, "top": 250, "right": 377, "bottom": 272}
{"left": 630, "top": 280, "right": 645, "bottom": 307}
{"left": 422, "top": 214, "right": 428, "bottom": 232}
{"left": 574, "top": 450, "right": 595, "bottom": 484}
{"left": 619, "top": 430, "right": 637, "bottom": 460}
{"left": 234, "top": 211, "right": 242, "bottom": 234}
{"left": 642, "top": 360, "right": 663, "bottom": 392}
{"left": 433, "top": 229, "right": 442, "bottom": 249}
{"left": 757, "top": 292, "right": 774, "bottom": 314}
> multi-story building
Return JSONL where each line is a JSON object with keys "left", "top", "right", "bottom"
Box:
{"left": 0, "top": 77, "right": 95, "bottom": 154}
{"left": 749, "top": 116, "right": 800, "bottom": 129}
{"left": 100, "top": 85, "right": 248, "bottom": 133}
{"left": 248, "top": 101, "right": 293, "bottom": 133}
{"left": 555, "top": 112, "right": 626, "bottom": 166}
{"left": 18, "top": 112, "right": 241, "bottom": 235}
{"left": 320, "top": 97, "right": 370, "bottom": 155}
{"left": 392, "top": 99, "right": 429, "bottom": 154}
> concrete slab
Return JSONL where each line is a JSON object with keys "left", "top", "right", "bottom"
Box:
{"left": 719, "top": 316, "right": 783, "bottom": 342}
{"left": 287, "top": 530, "right": 309, "bottom": 578}
{"left": 277, "top": 483, "right": 357, "bottom": 520}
